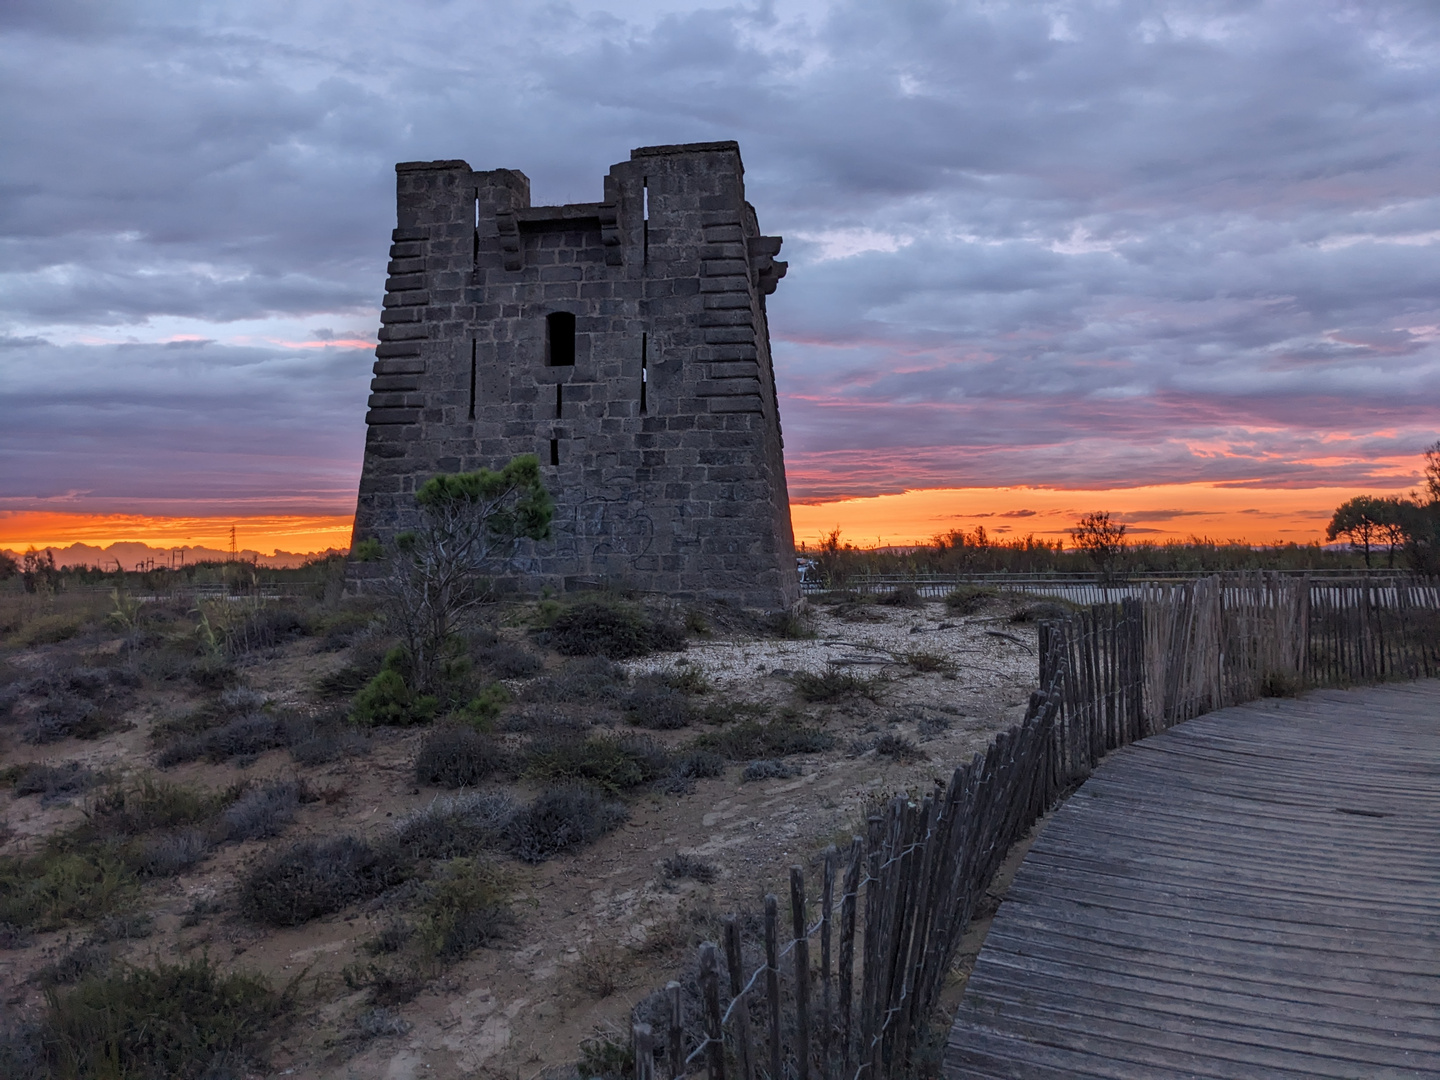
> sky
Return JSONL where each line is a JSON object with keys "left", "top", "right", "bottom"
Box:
{"left": 2, "top": 0, "right": 1438, "bottom": 554}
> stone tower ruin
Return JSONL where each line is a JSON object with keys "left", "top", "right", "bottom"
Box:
{"left": 350, "top": 141, "right": 800, "bottom": 609}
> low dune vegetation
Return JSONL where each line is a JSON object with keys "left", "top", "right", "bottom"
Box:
{"left": 0, "top": 510, "right": 1050, "bottom": 1078}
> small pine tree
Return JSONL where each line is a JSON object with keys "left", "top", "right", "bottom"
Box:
{"left": 376, "top": 454, "right": 553, "bottom": 694}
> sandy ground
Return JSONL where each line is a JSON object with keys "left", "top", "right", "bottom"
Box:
{"left": 0, "top": 594, "right": 1046, "bottom": 1079}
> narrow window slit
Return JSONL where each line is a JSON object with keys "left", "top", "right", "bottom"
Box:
{"left": 640, "top": 332, "right": 648, "bottom": 414}
{"left": 549, "top": 439, "right": 560, "bottom": 467}
{"left": 546, "top": 312, "right": 576, "bottom": 366}
{"left": 555, "top": 383, "right": 563, "bottom": 419}
{"left": 468, "top": 340, "right": 477, "bottom": 420}
{"left": 642, "top": 178, "right": 649, "bottom": 266}
{"left": 473, "top": 193, "right": 480, "bottom": 267}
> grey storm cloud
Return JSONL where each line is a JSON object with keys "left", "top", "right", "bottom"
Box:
{"left": 1, "top": 0, "right": 1439, "bottom": 512}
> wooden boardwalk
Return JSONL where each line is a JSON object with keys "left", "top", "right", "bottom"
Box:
{"left": 945, "top": 680, "right": 1440, "bottom": 1080}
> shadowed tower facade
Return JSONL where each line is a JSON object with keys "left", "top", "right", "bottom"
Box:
{"left": 350, "top": 141, "right": 800, "bottom": 609}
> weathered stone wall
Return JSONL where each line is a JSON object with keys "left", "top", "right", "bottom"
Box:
{"left": 350, "top": 141, "right": 799, "bottom": 610}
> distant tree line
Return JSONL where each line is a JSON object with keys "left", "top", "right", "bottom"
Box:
{"left": 802, "top": 516, "right": 1364, "bottom": 587}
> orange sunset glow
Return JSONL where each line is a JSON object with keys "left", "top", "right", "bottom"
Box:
{"left": 789, "top": 483, "right": 1371, "bottom": 550}
{"left": 0, "top": 512, "right": 353, "bottom": 558}
{"left": 1, "top": 482, "right": 1369, "bottom": 564}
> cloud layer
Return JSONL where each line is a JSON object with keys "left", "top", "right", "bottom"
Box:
{"left": 2, "top": 0, "right": 1438, "bottom": 516}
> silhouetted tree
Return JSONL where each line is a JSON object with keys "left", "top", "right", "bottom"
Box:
{"left": 1070, "top": 512, "right": 1127, "bottom": 579}
{"left": 1326, "top": 496, "right": 1392, "bottom": 568}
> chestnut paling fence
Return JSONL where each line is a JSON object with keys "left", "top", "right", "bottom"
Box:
{"left": 633, "top": 574, "right": 1440, "bottom": 1080}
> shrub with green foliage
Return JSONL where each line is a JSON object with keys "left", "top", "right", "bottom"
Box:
{"left": 351, "top": 650, "right": 439, "bottom": 726}
{"left": 788, "top": 668, "right": 885, "bottom": 703}
{"left": 545, "top": 598, "right": 686, "bottom": 659}
{"left": 0, "top": 850, "right": 132, "bottom": 932}
{"left": 458, "top": 682, "right": 512, "bottom": 729}
{"left": 694, "top": 719, "right": 836, "bottom": 761}
{"left": 40, "top": 958, "right": 283, "bottom": 1080}
{"left": 415, "top": 858, "right": 514, "bottom": 959}
{"left": 523, "top": 734, "right": 670, "bottom": 794}
{"left": 239, "top": 836, "right": 409, "bottom": 927}
{"left": 0, "top": 779, "right": 234, "bottom": 930}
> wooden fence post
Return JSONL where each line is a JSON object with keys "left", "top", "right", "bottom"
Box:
{"left": 667, "top": 981, "right": 684, "bottom": 1080}
{"left": 699, "top": 943, "right": 726, "bottom": 1080}
{"left": 821, "top": 847, "right": 836, "bottom": 1080}
{"left": 765, "top": 894, "right": 782, "bottom": 1080}
{"left": 635, "top": 1023, "right": 655, "bottom": 1080}
{"left": 723, "top": 916, "right": 755, "bottom": 1080}
{"left": 791, "top": 867, "right": 811, "bottom": 1080}
{"left": 838, "top": 838, "right": 861, "bottom": 1078}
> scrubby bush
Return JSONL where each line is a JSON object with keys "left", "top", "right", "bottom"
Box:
{"left": 355, "top": 1006, "right": 411, "bottom": 1039}
{"left": 507, "top": 784, "right": 628, "bottom": 863}
{"left": 944, "top": 586, "right": 998, "bottom": 615}
{"left": 40, "top": 958, "right": 283, "bottom": 1080}
{"left": 392, "top": 792, "right": 518, "bottom": 859}
{"left": 669, "top": 750, "right": 725, "bottom": 780}
{"left": 661, "top": 853, "right": 717, "bottom": 884}
{"left": 240, "top": 836, "right": 409, "bottom": 927}
{"left": 130, "top": 829, "right": 211, "bottom": 877}
{"left": 1010, "top": 600, "right": 1073, "bottom": 623}
{"left": 625, "top": 680, "right": 693, "bottom": 730}
{"left": 187, "top": 656, "right": 238, "bottom": 690}
{"left": 522, "top": 657, "right": 627, "bottom": 704}
{"left": 472, "top": 641, "right": 545, "bottom": 679}
{"left": 289, "top": 725, "right": 369, "bottom": 766}
{"left": 219, "top": 780, "right": 300, "bottom": 842}
{"left": 0, "top": 779, "right": 232, "bottom": 929}
{"left": 224, "top": 604, "right": 310, "bottom": 653}
{"left": 916, "top": 714, "right": 953, "bottom": 740}
{"left": 21, "top": 695, "right": 125, "bottom": 744}
{"left": 35, "top": 939, "right": 112, "bottom": 988}
{"left": 545, "top": 598, "right": 685, "bottom": 659}
{"left": 742, "top": 759, "right": 801, "bottom": 782}
{"left": 789, "top": 668, "right": 884, "bottom": 703}
{"left": 765, "top": 608, "right": 817, "bottom": 639}
{"left": 657, "top": 748, "right": 726, "bottom": 795}
{"left": 881, "top": 585, "right": 925, "bottom": 609}
{"left": 694, "top": 719, "right": 836, "bottom": 760}
{"left": 523, "top": 734, "right": 669, "bottom": 794}
{"left": 415, "top": 726, "right": 509, "bottom": 788}
{"left": 11, "top": 762, "right": 97, "bottom": 804}
{"left": 0, "top": 850, "right": 132, "bottom": 931}
{"left": 873, "top": 733, "right": 925, "bottom": 761}
{"left": 156, "top": 712, "right": 288, "bottom": 766}
{"left": 82, "top": 779, "right": 232, "bottom": 840}
{"left": 10, "top": 614, "right": 84, "bottom": 647}
{"left": 660, "top": 665, "right": 712, "bottom": 695}
{"left": 901, "top": 649, "right": 955, "bottom": 675}
{"left": 416, "top": 858, "right": 514, "bottom": 959}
